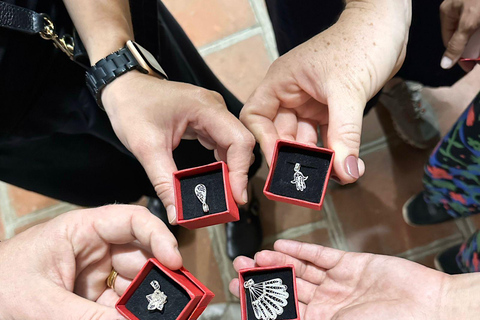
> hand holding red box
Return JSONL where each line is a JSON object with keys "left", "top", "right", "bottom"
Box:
{"left": 173, "top": 161, "right": 239, "bottom": 229}
{"left": 264, "top": 140, "right": 334, "bottom": 210}
{"left": 116, "top": 258, "right": 214, "bottom": 320}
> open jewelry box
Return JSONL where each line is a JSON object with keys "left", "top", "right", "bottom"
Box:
{"left": 264, "top": 139, "right": 334, "bottom": 210}
{"left": 239, "top": 265, "right": 300, "bottom": 320}
{"left": 173, "top": 161, "right": 239, "bottom": 229}
{"left": 116, "top": 258, "right": 214, "bottom": 320}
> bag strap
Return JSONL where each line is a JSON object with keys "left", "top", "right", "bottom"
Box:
{"left": 0, "top": 1, "right": 44, "bottom": 34}
{"left": 0, "top": 1, "right": 89, "bottom": 69}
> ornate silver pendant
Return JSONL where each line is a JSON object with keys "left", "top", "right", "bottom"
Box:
{"left": 244, "top": 278, "right": 289, "bottom": 320}
{"left": 291, "top": 163, "right": 308, "bottom": 191}
{"left": 146, "top": 280, "right": 167, "bottom": 311}
{"left": 194, "top": 184, "right": 209, "bottom": 213}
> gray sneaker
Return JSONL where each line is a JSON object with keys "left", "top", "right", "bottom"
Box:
{"left": 379, "top": 79, "right": 440, "bottom": 149}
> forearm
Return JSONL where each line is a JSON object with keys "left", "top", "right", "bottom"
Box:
{"left": 62, "top": 0, "right": 134, "bottom": 65}
{"left": 442, "top": 273, "right": 480, "bottom": 319}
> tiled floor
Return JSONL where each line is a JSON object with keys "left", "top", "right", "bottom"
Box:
{"left": 1, "top": 0, "right": 480, "bottom": 319}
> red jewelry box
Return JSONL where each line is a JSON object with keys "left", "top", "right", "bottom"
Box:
{"left": 173, "top": 161, "right": 239, "bottom": 229}
{"left": 239, "top": 265, "right": 300, "bottom": 320}
{"left": 263, "top": 139, "right": 334, "bottom": 210}
{"left": 116, "top": 258, "right": 214, "bottom": 320}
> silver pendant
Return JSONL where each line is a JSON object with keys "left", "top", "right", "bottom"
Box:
{"left": 146, "top": 280, "right": 167, "bottom": 311}
{"left": 194, "top": 184, "right": 209, "bottom": 213}
{"left": 244, "top": 278, "right": 289, "bottom": 320}
{"left": 291, "top": 163, "right": 308, "bottom": 191}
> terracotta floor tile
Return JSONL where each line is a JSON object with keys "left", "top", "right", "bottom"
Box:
{"left": 14, "top": 217, "right": 53, "bottom": 235}
{"left": 261, "top": 228, "right": 331, "bottom": 252}
{"left": 330, "top": 142, "right": 461, "bottom": 255}
{"left": 204, "top": 35, "right": 272, "bottom": 102}
{"left": 8, "top": 185, "right": 59, "bottom": 217}
{"left": 177, "top": 227, "right": 226, "bottom": 303}
{"left": 162, "top": 0, "right": 256, "bottom": 47}
{"left": 413, "top": 253, "right": 438, "bottom": 270}
{"left": 251, "top": 161, "right": 324, "bottom": 240}
{"left": 361, "top": 108, "right": 386, "bottom": 145}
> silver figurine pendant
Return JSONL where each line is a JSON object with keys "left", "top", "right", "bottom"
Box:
{"left": 244, "top": 278, "right": 289, "bottom": 320}
{"left": 146, "top": 280, "right": 167, "bottom": 311}
{"left": 291, "top": 163, "right": 308, "bottom": 191}
{"left": 194, "top": 184, "right": 209, "bottom": 213}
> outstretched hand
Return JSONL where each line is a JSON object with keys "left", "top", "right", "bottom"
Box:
{"left": 0, "top": 205, "right": 182, "bottom": 320}
{"left": 230, "top": 240, "right": 448, "bottom": 320}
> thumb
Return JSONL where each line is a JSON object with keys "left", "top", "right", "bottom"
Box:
{"left": 133, "top": 143, "right": 179, "bottom": 225}
{"left": 327, "top": 94, "right": 365, "bottom": 184}
{"left": 441, "top": 29, "right": 474, "bottom": 69}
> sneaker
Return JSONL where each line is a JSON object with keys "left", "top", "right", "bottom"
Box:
{"left": 379, "top": 79, "right": 440, "bottom": 149}
{"left": 434, "top": 244, "right": 463, "bottom": 274}
{"left": 402, "top": 192, "right": 454, "bottom": 226}
{"left": 225, "top": 192, "right": 263, "bottom": 260}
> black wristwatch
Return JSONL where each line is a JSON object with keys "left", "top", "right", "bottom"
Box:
{"left": 85, "top": 40, "right": 168, "bottom": 109}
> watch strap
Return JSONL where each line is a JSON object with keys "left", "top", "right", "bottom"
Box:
{"left": 85, "top": 46, "right": 148, "bottom": 109}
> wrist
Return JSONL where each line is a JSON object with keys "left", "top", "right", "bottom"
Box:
{"left": 86, "top": 33, "right": 133, "bottom": 66}
{"left": 101, "top": 69, "right": 144, "bottom": 114}
{"left": 442, "top": 273, "right": 480, "bottom": 319}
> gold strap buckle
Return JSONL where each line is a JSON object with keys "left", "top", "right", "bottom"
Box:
{"left": 39, "top": 15, "right": 74, "bottom": 58}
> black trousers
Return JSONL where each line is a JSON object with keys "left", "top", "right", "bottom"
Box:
{"left": 0, "top": 1, "right": 261, "bottom": 207}
{"left": 265, "top": 0, "right": 466, "bottom": 113}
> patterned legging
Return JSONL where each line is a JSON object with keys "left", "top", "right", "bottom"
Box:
{"left": 423, "top": 91, "right": 480, "bottom": 272}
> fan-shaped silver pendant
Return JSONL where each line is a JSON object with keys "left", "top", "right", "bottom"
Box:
{"left": 244, "top": 278, "right": 289, "bottom": 320}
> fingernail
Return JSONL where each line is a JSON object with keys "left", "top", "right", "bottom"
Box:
{"left": 441, "top": 56, "right": 453, "bottom": 69}
{"left": 167, "top": 205, "right": 177, "bottom": 224}
{"left": 345, "top": 155, "right": 360, "bottom": 179}
{"left": 242, "top": 189, "right": 248, "bottom": 204}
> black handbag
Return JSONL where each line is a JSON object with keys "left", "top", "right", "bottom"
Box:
{"left": 0, "top": 1, "right": 88, "bottom": 68}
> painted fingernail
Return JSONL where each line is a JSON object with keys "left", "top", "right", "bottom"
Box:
{"left": 441, "top": 56, "right": 453, "bottom": 69}
{"left": 167, "top": 205, "right": 177, "bottom": 224}
{"left": 345, "top": 155, "right": 360, "bottom": 179}
{"left": 242, "top": 189, "right": 249, "bottom": 204}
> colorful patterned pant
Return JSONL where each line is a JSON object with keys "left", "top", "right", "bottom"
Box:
{"left": 423, "top": 91, "right": 480, "bottom": 272}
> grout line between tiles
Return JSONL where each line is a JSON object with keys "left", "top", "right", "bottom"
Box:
{"left": 396, "top": 233, "right": 463, "bottom": 262}
{"left": 463, "top": 217, "right": 478, "bottom": 235}
{"left": 322, "top": 193, "right": 349, "bottom": 251}
{"left": 455, "top": 218, "right": 476, "bottom": 240}
{"left": 359, "top": 136, "right": 389, "bottom": 157}
{"left": 207, "top": 224, "right": 237, "bottom": 302}
{"left": 198, "top": 26, "right": 263, "bottom": 57}
{"left": 0, "top": 182, "right": 16, "bottom": 239}
{"left": 10, "top": 202, "right": 78, "bottom": 234}
{"left": 262, "top": 220, "right": 329, "bottom": 246}
{"left": 247, "top": 0, "right": 279, "bottom": 61}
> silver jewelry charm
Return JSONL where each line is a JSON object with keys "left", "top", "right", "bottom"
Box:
{"left": 244, "top": 278, "right": 289, "bottom": 320}
{"left": 194, "top": 184, "right": 209, "bottom": 213}
{"left": 291, "top": 163, "right": 308, "bottom": 191}
{"left": 146, "top": 280, "right": 167, "bottom": 311}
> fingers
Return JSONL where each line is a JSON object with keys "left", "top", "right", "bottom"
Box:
{"left": 326, "top": 93, "right": 365, "bottom": 183}
{"left": 296, "top": 118, "right": 318, "bottom": 146}
{"left": 273, "top": 108, "right": 298, "bottom": 141}
{"left": 49, "top": 287, "right": 124, "bottom": 320}
{"left": 440, "top": 0, "right": 480, "bottom": 69}
{"left": 241, "top": 87, "right": 282, "bottom": 166}
{"left": 254, "top": 250, "right": 326, "bottom": 284}
{"left": 201, "top": 107, "right": 256, "bottom": 205}
{"left": 73, "top": 205, "right": 182, "bottom": 271}
{"left": 274, "top": 240, "right": 346, "bottom": 270}
{"left": 131, "top": 138, "right": 179, "bottom": 224}
{"left": 111, "top": 244, "right": 153, "bottom": 279}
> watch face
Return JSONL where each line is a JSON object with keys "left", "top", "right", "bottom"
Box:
{"left": 127, "top": 41, "right": 168, "bottom": 79}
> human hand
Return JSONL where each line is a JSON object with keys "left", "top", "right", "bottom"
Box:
{"left": 230, "top": 240, "right": 448, "bottom": 320}
{"left": 0, "top": 205, "right": 182, "bottom": 320}
{"left": 240, "top": 0, "right": 411, "bottom": 184}
{"left": 102, "top": 72, "right": 256, "bottom": 223}
{"left": 440, "top": 0, "right": 480, "bottom": 71}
